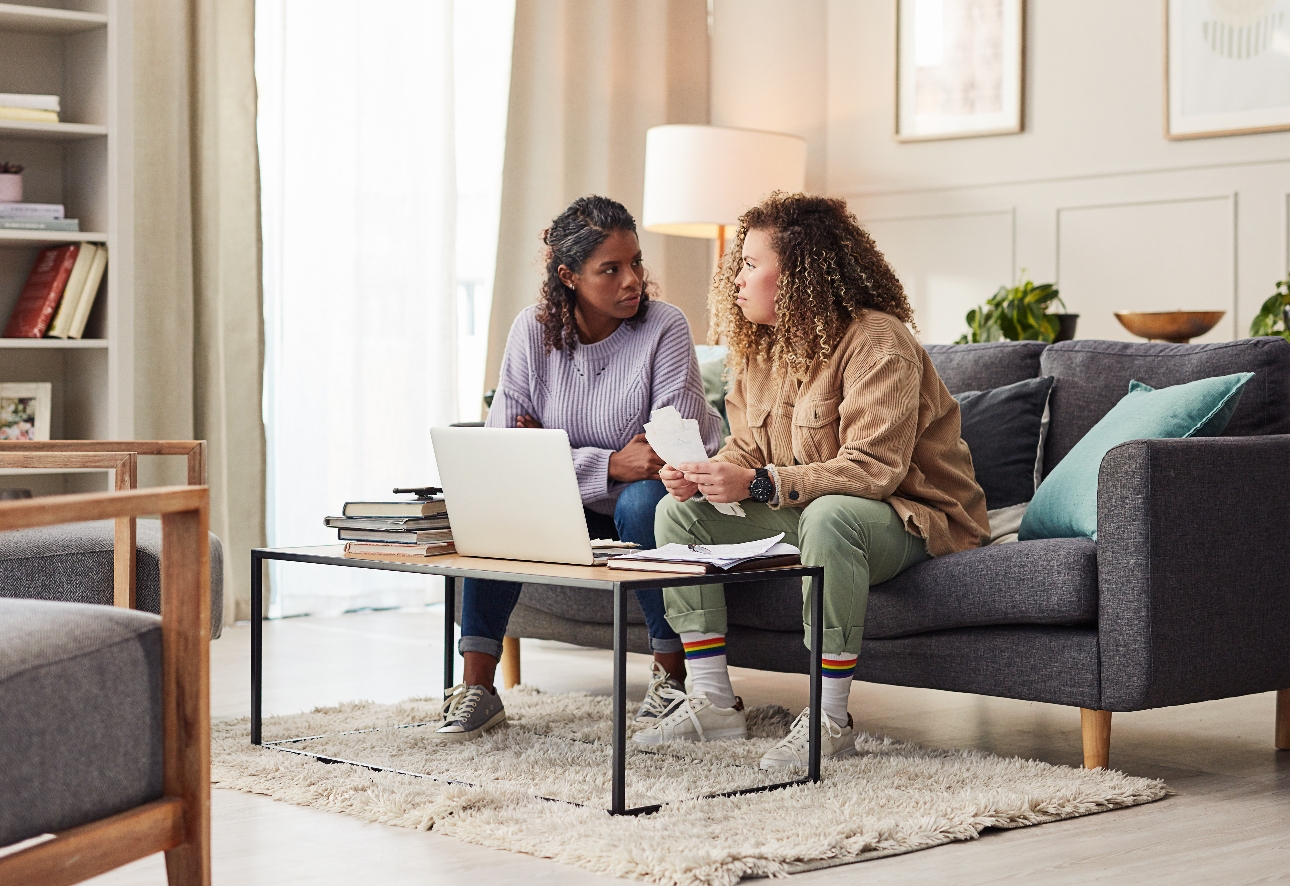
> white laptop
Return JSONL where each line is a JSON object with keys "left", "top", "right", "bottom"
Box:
{"left": 430, "top": 426, "right": 627, "bottom": 566}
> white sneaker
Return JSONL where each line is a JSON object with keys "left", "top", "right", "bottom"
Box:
{"left": 632, "top": 688, "right": 748, "bottom": 745}
{"left": 635, "top": 661, "right": 685, "bottom": 723}
{"left": 759, "top": 708, "right": 857, "bottom": 770}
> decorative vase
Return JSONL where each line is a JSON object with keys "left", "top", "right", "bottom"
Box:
{"left": 1052, "top": 313, "right": 1079, "bottom": 342}
{"left": 0, "top": 173, "right": 22, "bottom": 203}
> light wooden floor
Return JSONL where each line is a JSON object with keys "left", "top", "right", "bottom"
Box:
{"left": 88, "top": 608, "right": 1289, "bottom": 885}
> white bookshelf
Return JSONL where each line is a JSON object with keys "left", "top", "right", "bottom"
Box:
{"left": 0, "top": 0, "right": 131, "bottom": 496}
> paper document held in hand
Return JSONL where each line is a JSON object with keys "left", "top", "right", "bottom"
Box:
{"left": 644, "top": 406, "right": 745, "bottom": 517}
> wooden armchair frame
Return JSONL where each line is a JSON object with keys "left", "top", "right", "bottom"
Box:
{"left": 0, "top": 486, "right": 211, "bottom": 886}
{"left": 0, "top": 441, "right": 207, "bottom": 609}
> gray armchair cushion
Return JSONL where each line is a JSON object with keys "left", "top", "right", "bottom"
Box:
{"left": 0, "top": 598, "right": 163, "bottom": 847}
{"left": 1040, "top": 337, "right": 1290, "bottom": 475}
{"left": 0, "top": 518, "right": 224, "bottom": 638}
{"left": 924, "top": 341, "right": 1048, "bottom": 395}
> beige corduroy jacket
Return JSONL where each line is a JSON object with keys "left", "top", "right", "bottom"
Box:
{"left": 714, "top": 311, "right": 990, "bottom": 558}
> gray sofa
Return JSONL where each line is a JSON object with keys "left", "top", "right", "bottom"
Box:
{"left": 484, "top": 337, "right": 1290, "bottom": 764}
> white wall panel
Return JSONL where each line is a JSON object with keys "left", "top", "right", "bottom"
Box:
{"left": 1057, "top": 197, "right": 1235, "bottom": 343}
{"left": 864, "top": 210, "right": 1014, "bottom": 345}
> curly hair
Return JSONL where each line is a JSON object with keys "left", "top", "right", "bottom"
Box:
{"left": 536, "top": 195, "right": 651, "bottom": 354}
{"left": 710, "top": 192, "right": 914, "bottom": 379}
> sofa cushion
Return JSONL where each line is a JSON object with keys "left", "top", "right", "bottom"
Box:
{"left": 1039, "top": 337, "right": 1290, "bottom": 474}
{"left": 0, "top": 598, "right": 164, "bottom": 847}
{"left": 659, "top": 538, "right": 1095, "bottom": 638}
{"left": 517, "top": 582, "right": 649, "bottom": 626}
{"left": 0, "top": 518, "right": 225, "bottom": 638}
{"left": 924, "top": 341, "right": 1048, "bottom": 395}
{"left": 1020, "top": 372, "right": 1253, "bottom": 540}
{"left": 954, "top": 376, "right": 1054, "bottom": 509}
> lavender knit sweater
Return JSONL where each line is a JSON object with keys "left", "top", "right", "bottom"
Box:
{"left": 487, "top": 301, "right": 722, "bottom": 514}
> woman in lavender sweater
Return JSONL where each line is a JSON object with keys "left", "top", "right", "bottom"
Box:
{"left": 437, "top": 196, "right": 721, "bottom": 742}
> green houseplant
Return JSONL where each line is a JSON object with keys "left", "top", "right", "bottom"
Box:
{"left": 956, "top": 277, "right": 1070, "bottom": 344}
{"left": 1249, "top": 276, "right": 1290, "bottom": 343}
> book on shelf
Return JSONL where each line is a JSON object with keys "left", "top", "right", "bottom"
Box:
{"left": 0, "top": 94, "right": 60, "bottom": 113}
{"left": 0, "top": 107, "right": 59, "bottom": 123}
{"left": 3, "top": 244, "right": 79, "bottom": 338}
{"left": 0, "top": 218, "right": 80, "bottom": 232}
{"left": 67, "top": 245, "right": 107, "bottom": 339}
{"left": 343, "top": 541, "right": 456, "bottom": 558}
{"left": 606, "top": 535, "right": 801, "bottom": 575}
{"left": 325, "top": 514, "right": 450, "bottom": 531}
{"left": 342, "top": 498, "right": 447, "bottom": 518}
{"left": 337, "top": 528, "right": 454, "bottom": 544}
{"left": 0, "top": 202, "right": 64, "bottom": 221}
{"left": 46, "top": 243, "right": 97, "bottom": 338}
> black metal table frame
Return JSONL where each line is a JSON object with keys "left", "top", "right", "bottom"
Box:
{"left": 250, "top": 546, "right": 825, "bottom": 815}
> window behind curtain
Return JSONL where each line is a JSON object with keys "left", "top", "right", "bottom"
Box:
{"left": 257, "top": 0, "right": 514, "bottom": 616}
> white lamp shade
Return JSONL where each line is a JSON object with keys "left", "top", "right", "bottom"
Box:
{"left": 642, "top": 125, "right": 808, "bottom": 239}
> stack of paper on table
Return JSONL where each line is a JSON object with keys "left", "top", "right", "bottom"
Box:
{"left": 608, "top": 533, "right": 800, "bottom": 574}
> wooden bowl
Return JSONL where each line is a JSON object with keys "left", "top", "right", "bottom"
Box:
{"left": 1113, "top": 310, "right": 1226, "bottom": 344}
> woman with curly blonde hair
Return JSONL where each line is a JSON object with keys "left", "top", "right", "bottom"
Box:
{"left": 634, "top": 193, "right": 989, "bottom": 767}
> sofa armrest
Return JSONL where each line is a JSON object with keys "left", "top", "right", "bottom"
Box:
{"left": 1096, "top": 435, "right": 1290, "bottom": 710}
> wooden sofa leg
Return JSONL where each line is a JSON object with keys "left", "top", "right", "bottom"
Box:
{"left": 1276, "top": 689, "right": 1290, "bottom": 750}
{"left": 1080, "top": 708, "right": 1112, "bottom": 769}
{"left": 501, "top": 636, "right": 521, "bottom": 689}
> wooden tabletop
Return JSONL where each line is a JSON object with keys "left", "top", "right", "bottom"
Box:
{"left": 256, "top": 544, "right": 819, "bottom": 590}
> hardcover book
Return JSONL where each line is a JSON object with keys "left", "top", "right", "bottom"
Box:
{"left": 341, "top": 499, "right": 447, "bottom": 518}
{"left": 3, "top": 244, "right": 79, "bottom": 338}
{"left": 46, "top": 243, "right": 97, "bottom": 339}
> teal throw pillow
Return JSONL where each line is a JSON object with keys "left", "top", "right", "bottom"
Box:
{"left": 1018, "top": 371, "right": 1253, "bottom": 541}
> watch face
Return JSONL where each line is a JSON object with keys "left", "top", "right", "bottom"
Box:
{"left": 749, "top": 473, "right": 775, "bottom": 503}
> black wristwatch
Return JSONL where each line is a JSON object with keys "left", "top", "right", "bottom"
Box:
{"left": 748, "top": 467, "right": 775, "bottom": 503}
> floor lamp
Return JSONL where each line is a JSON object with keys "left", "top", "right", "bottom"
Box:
{"left": 641, "top": 124, "right": 808, "bottom": 266}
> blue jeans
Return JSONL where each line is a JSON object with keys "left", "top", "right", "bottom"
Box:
{"left": 459, "top": 480, "right": 681, "bottom": 658}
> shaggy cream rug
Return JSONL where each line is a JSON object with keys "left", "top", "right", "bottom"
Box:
{"left": 213, "top": 687, "right": 1168, "bottom": 885}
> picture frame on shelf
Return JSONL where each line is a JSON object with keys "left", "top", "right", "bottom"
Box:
{"left": 896, "top": 0, "right": 1025, "bottom": 142}
{"left": 1166, "top": 0, "right": 1290, "bottom": 139}
{"left": 0, "top": 382, "right": 51, "bottom": 440}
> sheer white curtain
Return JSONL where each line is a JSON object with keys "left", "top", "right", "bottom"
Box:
{"left": 257, "top": 0, "right": 513, "bottom": 615}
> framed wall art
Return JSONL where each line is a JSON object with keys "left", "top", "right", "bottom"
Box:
{"left": 1167, "top": 0, "right": 1290, "bottom": 139}
{"left": 896, "top": 0, "right": 1025, "bottom": 141}
{"left": 0, "top": 382, "right": 51, "bottom": 441}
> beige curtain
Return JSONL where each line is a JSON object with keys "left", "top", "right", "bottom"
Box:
{"left": 132, "top": 0, "right": 266, "bottom": 625}
{"left": 485, "top": 0, "right": 712, "bottom": 393}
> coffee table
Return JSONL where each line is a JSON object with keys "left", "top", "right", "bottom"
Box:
{"left": 250, "top": 546, "right": 825, "bottom": 815}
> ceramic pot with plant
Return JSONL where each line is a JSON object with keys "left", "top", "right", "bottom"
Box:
{"left": 957, "top": 277, "right": 1074, "bottom": 344}
{"left": 0, "top": 162, "right": 22, "bottom": 203}
{"left": 1249, "top": 276, "right": 1290, "bottom": 343}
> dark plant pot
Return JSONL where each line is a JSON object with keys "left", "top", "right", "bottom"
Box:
{"left": 1052, "top": 313, "right": 1079, "bottom": 342}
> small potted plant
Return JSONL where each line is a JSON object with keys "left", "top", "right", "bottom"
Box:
{"left": 0, "top": 162, "right": 22, "bottom": 203}
{"left": 1249, "top": 275, "right": 1290, "bottom": 343}
{"left": 956, "top": 275, "right": 1077, "bottom": 344}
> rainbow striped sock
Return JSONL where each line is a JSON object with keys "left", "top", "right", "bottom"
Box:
{"left": 821, "top": 654, "right": 858, "bottom": 679}
{"left": 679, "top": 632, "right": 736, "bottom": 708}
{"left": 820, "top": 654, "right": 858, "bottom": 723}
{"left": 682, "top": 634, "right": 727, "bottom": 660}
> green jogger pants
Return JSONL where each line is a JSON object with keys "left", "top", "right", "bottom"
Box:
{"left": 655, "top": 494, "right": 929, "bottom": 656}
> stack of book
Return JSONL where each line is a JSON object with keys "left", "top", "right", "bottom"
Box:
{"left": 0, "top": 93, "right": 60, "bottom": 124}
{"left": 328, "top": 493, "right": 454, "bottom": 558}
{"left": 1, "top": 243, "right": 107, "bottom": 339}
{"left": 0, "top": 200, "right": 79, "bottom": 233}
